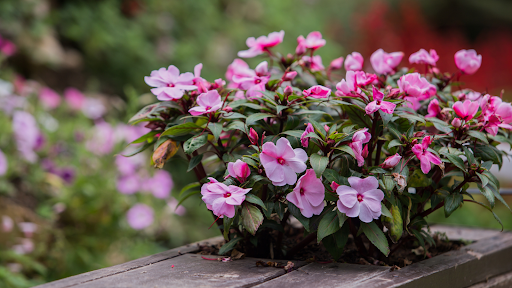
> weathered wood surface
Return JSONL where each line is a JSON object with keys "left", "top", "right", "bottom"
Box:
{"left": 36, "top": 225, "right": 512, "bottom": 288}
{"left": 34, "top": 236, "right": 224, "bottom": 288}
{"left": 469, "top": 270, "right": 512, "bottom": 288}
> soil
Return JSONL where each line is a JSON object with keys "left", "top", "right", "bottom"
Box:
{"left": 196, "top": 223, "right": 465, "bottom": 269}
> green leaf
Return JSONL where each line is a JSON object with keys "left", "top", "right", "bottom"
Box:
{"left": 463, "top": 146, "right": 476, "bottom": 165}
{"left": 245, "top": 194, "right": 267, "bottom": 210}
{"left": 317, "top": 209, "right": 341, "bottom": 242}
{"left": 160, "top": 122, "right": 202, "bottom": 137}
{"left": 336, "top": 210, "right": 348, "bottom": 227}
{"left": 478, "top": 185, "right": 495, "bottom": 208}
{"left": 336, "top": 145, "right": 355, "bottom": 158}
{"left": 121, "top": 141, "right": 153, "bottom": 157}
{"left": 176, "top": 190, "right": 201, "bottom": 207}
{"left": 209, "top": 122, "right": 223, "bottom": 142}
{"left": 130, "top": 131, "right": 159, "bottom": 144}
{"left": 380, "top": 203, "right": 392, "bottom": 218}
{"left": 388, "top": 139, "right": 403, "bottom": 149}
{"left": 476, "top": 172, "right": 489, "bottom": 188}
{"left": 241, "top": 203, "right": 263, "bottom": 235}
{"left": 441, "top": 152, "right": 466, "bottom": 172}
{"left": 187, "top": 154, "right": 203, "bottom": 172}
{"left": 307, "top": 118, "right": 327, "bottom": 138}
{"left": 444, "top": 193, "right": 463, "bottom": 217}
{"left": 128, "top": 103, "right": 160, "bottom": 124}
{"left": 218, "top": 237, "right": 243, "bottom": 255}
{"left": 310, "top": 154, "right": 329, "bottom": 177}
{"left": 382, "top": 203, "right": 403, "bottom": 243}
{"left": 281, "top": 130, "right": 305, "bottom": 138}
{"left": 222, "top": 112, "right": 246, "bottom": 119}
{"left": 246, "top": 113, "right": 274, "bottom": 126}
{"left": 408, "top": 169, "right": 432, "bottom": 187}
{"left": 183, "top": 134, "right": 208, "bottom": 154}
{"left": 361, "top": 222, "right": 390, "bottom": 256}
{"left": 474, "top": 144, "right": 503, "bottom": 167}
{"left": 179, "top": 182, "right": 200, "bottom": 197}
{"left": 287, "top": 202, "right": 310, "bottom": 231}
{"left": 276, "top": 105, "right": 288, "bottom": 114}
{"left": 492, "top": 187, "right": 511, "bottom": 212}
{"left": 226, "top": 120, "right": 247, "bottom": 132}
{"left": 223, "top": 216, "right": 235, "bottom": 240}
{"left": 467, "top": 130, "right": 489, "bottom": 144}
{"left": 263, "top": 202, "right": 274, "bottom": 218}
{"left": 428, "top": 117, "right": 452, "bottom": 133}
{"left": 322, "top": 226, "right": 349, "bottom": 261}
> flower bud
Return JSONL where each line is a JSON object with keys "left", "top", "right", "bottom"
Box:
{"left": 379, "top": 153, "right": 402, "bottom": 169}
{"left": 283, "top": 71, "right": 297, "bottom": 81}
{"left": 330, "top": 181, "right": 340, "bottom": 192}
{"left": 324, "top": 125, "right": 330, "bottom": 133}
{"left": 227, "top": 160, "right": 251, "bottom": 183}
{"left": 362, "top": 144, "right": 369, "bottom": 158}
{"left": 328, "top": 57, "right": 344, "bottom": 71}
{"left": 451, "top": 118, "right": 462, "bottom": 128}
{"left": 284, "top": 86, "right": 293, "bottom": 97}
{"left": 223, "top": 105, "right": 232, "bottom": 112}
{"left": 413, "top": 131, "right": 425, "bottom": 138}
{"left": 248, "top": 128, "right": 259, "bottom": 145}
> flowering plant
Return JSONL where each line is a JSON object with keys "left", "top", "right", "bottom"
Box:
{"left": 129, "top": 30, "right": 511, "bottom": 260}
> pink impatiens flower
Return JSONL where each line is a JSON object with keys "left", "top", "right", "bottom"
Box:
{"left": 301, "top": 123, "right": 314, "bottom": 148}
{"left": 328, "top": 57, "right": 344, "bottom": 71}
{"left": 336, "top": 176, "right": 384, "bottom": 223}
{"left": 144, "top": 65, "right": 196, "bottom": 101}
{"left": 454, "top": 49, "right": 482, "bottom": 75}
{"left": 286, "top": 169, "right": 325, "bottom": 218}
{"left": 452, "top": 100, "right": 479, "bottom": 121}
{"left": 201, "top": 181, "right": 251, "bottom": 218}
{"left": 426, "top": 99, "right": 441, "bottom": 118}
{"left": 260, "top": 138, "right": 308, "bottom": 186}
{"left": 303, "top": 85, "right": 331, "bottom": 99}
{"left": 344, "top": 52, "right": 364, "bottom": 71}
{"left": 0, "top": 36, "right": 16, "bottom": 56}
{"left": 227, "top": 160, "right": 251, "bottom": 183}
{"left": 379, "top": 153, "right": 402, "bottom": 169}
{"left": 302, "top": 55, "right": 325, "bottom": 72}
{"left": 126, "top": 204, "right": 154, "bottom": 230}
{"left": 238, "top": 30, "right": 285, "bottom": 58}
{"left": 370, "top": 49, "right": 404, "bottom": 74}
{"left": 39, "top": 87, "right": 61, "bottom": 110}
{"left": 146, "top": 170, "right": 174, "bottom": 199}
{"left": 64, "top": 87, "right": 85, "bottom": 110}
{"left": 412, "top": 136, "right": 442, "bottom": 174}
{"left": 365, "top": 86, "right": 396, "bottom": 115}
{"left": 409, "top": 49, "right": 439, "bottom": 66}
{"left": 296, "top": 31, "right": 326, "bottom": 52}
{"left": 0, "top": 148, "right": 7, "bottom": 175}
{"left": 349, "top": 128, "right": 372, "bottom": 167}
{"left": 189, "top": 90, "right": 222, "bottom": 116}
{"left": 397, "top": 72, "right": 437, "bottom": 100}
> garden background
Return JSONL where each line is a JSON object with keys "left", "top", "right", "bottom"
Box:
{"left": 0, "top": 0, "right": 511, "bottom": 286}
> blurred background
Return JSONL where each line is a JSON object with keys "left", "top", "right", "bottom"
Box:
{"left": 0, "top": 0, "right": 511, "bottom": 286}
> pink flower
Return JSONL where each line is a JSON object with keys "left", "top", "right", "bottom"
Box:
{"left": 330, "top": 181, "right": 340, "bottom": 192}
{"left": 336, "top": 176, "right": 384, "bottom": 223}
{"left": 301, "top": 123, "right": 314, "bottom": 147}
{"left": 303, "top": 85, "right": 331, "bottom": 99}
{"left": 2, "top": 215, "right": 13, "bottom": 232}
{"left": 335, "top": 71, "right": 376, "bottom": 97}
{"left": 260, "top": 138, "right": 308, "bottom": 186}
{"left": 12, "top": 111, "right": 40, "bottom": 163}
{"left": 147, "top": 170, "right": 174, "bottom": 199}
{"left": 328, "top": 57, "right": 344, "bottom": 71}
{"left": 201, "top": 181, "right": 251, "bottom": 218}
{"left": 453, "top": 100, "right": 479, "bottom": 121}
{"left": 117, "top": 174, "right": 141, "bottom": 195}
{"left": 286, "top": 169, "right": 325, "bottom": 218}
{"left": 64, "top": 88, "right": 85, "bottom": 110}
{"left": 379, "top": 154, "right": 402, "bottom": 169}
{"left": 144, "top": 65, "right": 197, "bottom": 101}
{"left": 412, "top": 136, "right": 442, "bottom": 174}
{"left": 349, "top": 128, "right": 372, "bottom": 167}
{"left": 451, "top": 118, "right": 462, "bottom": 128}
{"left": 283, "top": 71, "right": 298, "bottom": 81}
{"left": 426, "top": 99, "right": 441, "bottom": 118}
{"left": 81, "top": 98, "right": 106, "bottom": 119}
{"left": 0, "top": 149, "right": 6, "bottom": 176}
{"left": 297, "top": 31, "right": 326, "bottom": 51}
{"left": 302, "top": 55, "right": 325, "bottom": 72}
{"left": 238, "top": 30, "right": 285, "bottom": 58}
{"left": 0, "top": 36, "right": 16, "bottom": 56}
{"left": 409, "top": 49, "right": 439, "bottom": 66}
{"left": 85, "top": 121, "right": 115, "bottom": 155}
{"left": 226, "top": 59, "right": 255, "bottom": 85}
{"left": 370, "top": 49, "right": 404, "bottom": 74}
{"left": 248, "top": 128, "right": 259, "bottom": 145}
{"left": 457, "top": 90, "right": 482, "bottom": 102}
{"left": 227, "top": 160, "right": 251, "bottom": 183}
{"left": 345, "top": 52, "right": 364, "bottom": 71}
{"left": 365, "top": 86, "right": 396, "bottom": 115}
{"left": 167, "top": 197, "right": 186, "bottom": 216}
{"left": 454, "top": 49, "right": 482, "bottom": 75}
{"left": 18, "top": 222, "right": 37, "bottom": 238}
{"left": 39, "top": 87, "right": 61, "bottom": 109}
{"left": 189, "top": 90, "right": 222, "bottom": 116}
{"left": 397, "top": 72, "right": 437, "bottom": 100}
{"left": 126, "top": 204, "right": 154, "bottom": 230}
{"left": 193, "top": 63, "right": 210, "bottom": 93}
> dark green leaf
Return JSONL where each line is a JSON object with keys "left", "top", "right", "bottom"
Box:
{"left": 476, "top": 172, "right": 489, "bottom": 188}
{"left": 467, "top": 130, "right": 489, "bottom": 144}
{"left": 474, "top": 144, "right": 503, "bottom": 167}
{"left": 160, "top": 122, "right": 202, "bottom": 137}
{"left": 310, "top": 154, "right": 329, "bottom": 177}
{"left": 209, "top": 122, "right": 223, "bottom": 142}
{"left": 382, "top": 203, "right": 403, "bottom": 243}
{"left": 478, "top": 185, "right": 495, "bottom": 208}
{"left": 317, "top": 209, "right": 341, "bottom": 242}
{"left": 408, "top": 169, "right": 432, "bottom": 187}
{"left": 120, "top": 141, "right": 153, "bottom": 157}
{"left": 223, "top": 216, "right": 235, "bottom": 240}
{"left": 441, "top": 152, "right": 466, "bottom": 172}
{"left": 388, "top": 139, "right": 403, "bottom": 149}
{"left": 361, "top": 222, "right": 390, "bottom": 256}
{"left": 130, "top": 131, "right": 159, "bottom": 144}
{"left": 463, "top": 146, "right": 476, "bottom": 165}
{"left": 246, "top": 113, "right": 274, "bottom": 126}
{"left": 226, "top": 120, "right": 247, "bottom": 132}
{"left": 218, "top": 237, "right": 243, "bottom": 255}
{"left": 128, "top": 103, "right": 160, "bottom": 124}
{"left": 183, "top": 134, "right": 208, "bottom": 154}
{"left": 245, "top": 194, "right": 267, "bottom": 210}
{"left": 187, "top": 154, "right": 203, "bottom": 172}
{"left": 287, "top": 202, "right": 310, "bottom": 231}
{"left": 241, "top": 203, "right": 264, "bottom": 235}
{"left": 444, "top": 193, "right": 463, "bottom": 217}
{"left": 281, "top": 130, "right": 304, "bottom": 138}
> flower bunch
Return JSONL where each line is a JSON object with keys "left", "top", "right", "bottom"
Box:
{"left": 129, "top": 31, "right": 510, "bottom": 259}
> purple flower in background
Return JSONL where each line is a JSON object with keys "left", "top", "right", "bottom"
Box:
{"left": 167, "top": 197, "right": 186, "bottom": 216}
{"left": 126, "top": 204, "right": 154, "bottom": 230}
{"left": 115, "top": 154, "right": 146, "bottom": 176}
{"left": 85, "top": 121, "right": 115, "bottom": 155}
{"left": 39, "top": 87, "right": 61, "bottom": 110}
{"left": 81, "top": 98, "right": 106, "bottom": 119}
{"left": 147, "top": 170, "right": 174, "bottom": 199}
{"left": 56, "top": 167, "right": 75, "bottom": 185}
{"left": 12, "top": 111, "right": 40, "bottom": 162}
{"left": 64, "top": 87, "right": 85, "bottom": 110}
{"left": 116, "top": 175, "right": 141, "bottom": 195}
{"left": 0, "top": 149, "right": 7, "bottom": 175}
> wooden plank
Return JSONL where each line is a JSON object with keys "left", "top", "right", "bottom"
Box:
{"left": 469, "top": 270, "right": 512, "bottom": 288}
{"left": 69, "top": 254, "right": 305, "bottom": 288}
{"left": 430, "top": 224, "right": 502, "bottom": 242}
{"left": 359, "top": 232, "right": 512, "bottom": 288}
{"left": 253, "top": 263, "right": 389, "bottom": 288}
{"left": 34, "top": 236, "right": 224, "bottom": 288}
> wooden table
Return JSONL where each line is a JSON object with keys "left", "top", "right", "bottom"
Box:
{"left": 35, "top": 225, "right": 512, "bottom": 288}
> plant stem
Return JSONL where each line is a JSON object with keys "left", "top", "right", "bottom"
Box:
{"left": 348, "top": 219, "right": 367, "bottom": 256}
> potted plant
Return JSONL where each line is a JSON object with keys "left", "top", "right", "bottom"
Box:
{"left": 126, "top": 30, "right": 511, "bottom": 263}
